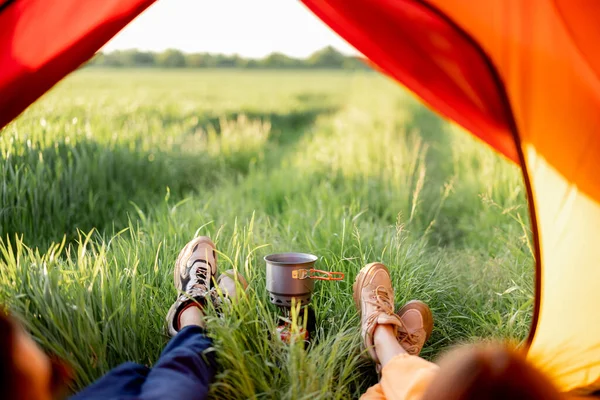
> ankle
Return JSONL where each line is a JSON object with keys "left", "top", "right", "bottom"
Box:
{"left": 373, "top": 324, "right": 396, "bottom": 346}
{"left": 373, "top": 324, "right": 407, "bottom": 367}
{"left": 178, "top": 303, "right": 205, "bottom": 329}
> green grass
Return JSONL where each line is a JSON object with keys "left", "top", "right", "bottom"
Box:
{"left": 0, "top": 69, "right": 533, "bottom": 398}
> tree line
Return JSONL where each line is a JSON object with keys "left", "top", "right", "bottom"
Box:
{"left": 89, "top": 46, "right": 371, "bottom": 70}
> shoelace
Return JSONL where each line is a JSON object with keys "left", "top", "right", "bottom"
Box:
{"left": 371, "top": 286, "right": 395, "bottom": 313}
{"left": 396, "top": 318, "right": 425, "bottom": 355}
{"left": 364, "top": 286, "right": 425, "bottom": 355}
{"left": 364, "top": 285, "right": 395, "bottom": 328}
{"left": 188, "top": 260, "right": 211, "bottom": 292}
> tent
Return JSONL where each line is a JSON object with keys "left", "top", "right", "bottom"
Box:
{"left": 1, "top": 0, "right": 599, "bottom": 395}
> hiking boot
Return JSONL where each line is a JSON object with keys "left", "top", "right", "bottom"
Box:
{"left": 353, "top": 262, "right": 403, "bottom": 364}
{"left": 212, "top": 269, "right": 248, "bottom": 307}
{"left": 166, "top": 236, "right": 218, "bottom": 336}
{"left": 396, "top": 300, "right": 433, "bottom": 356}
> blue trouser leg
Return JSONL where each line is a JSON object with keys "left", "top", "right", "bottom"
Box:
{"left": 70, "top": 362, "right": 150, "bottom": 400}
{"left": 138, "top": 326, "right": 216, "bottom": 399}
{"left": 71, "top": 326, "right": 215, "bottom": 400}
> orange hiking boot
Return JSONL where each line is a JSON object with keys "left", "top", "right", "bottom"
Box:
{"left": 396, "top": 300, "right": 433, "bottom": 356}
{"left": 353, "top": 262, "right": 403, "bottom": 364}
{"left": 166, "top": 236, "right": 218, "bottom": 336}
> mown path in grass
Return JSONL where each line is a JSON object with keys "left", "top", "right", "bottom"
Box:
{"left": 0, "top": 69, "right": 533, "bottom": 398}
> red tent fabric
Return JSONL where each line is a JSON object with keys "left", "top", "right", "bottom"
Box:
{"left": 302, "top": 0, "right": 520, "bottom": 164}
{"left": 0, "top": 0, "right": 154, "bottom": 129}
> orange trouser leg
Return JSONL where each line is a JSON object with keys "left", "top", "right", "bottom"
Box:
{"left": 361, "top": 354, "right": 439, "bottom": 400}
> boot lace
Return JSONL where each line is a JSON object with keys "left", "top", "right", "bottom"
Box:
{"left": 396, "top": 318, "right": 425, "bottom": 355}
{"left": 187, "top": 260, "right": 211, "bottom": 293}
{"left": 363, "top": 286, "right": 425, "bottom": 355}
{"left": 365, "top": 285, "right": 395, "bottom": 327}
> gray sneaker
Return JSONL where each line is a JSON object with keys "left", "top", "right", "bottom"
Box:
{"left": 212, "top": 269, "right": 249, "bottom": 307}
{"left": 166, "top": 236, "right": 218, "bottom": 336}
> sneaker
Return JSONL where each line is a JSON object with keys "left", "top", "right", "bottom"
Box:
{"left": 353, "top": 262, "right": 403, "bottom": 364}
{"left": 166, "top": 236, "right": 218, "bottom": 336}
{"left": 212, "top": 269, "right": 248, "bottom": 307}
{"left": 396, "top": 300, "right": 433, "bottom": 356}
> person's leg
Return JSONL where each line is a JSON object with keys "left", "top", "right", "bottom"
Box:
{"left": 138, "top": 323, "right": 215, "bottom": 399}
{"left": 354, "top": 262, "right": 438, "bottom": 400}
{"left": 377, "top": 353, "right": 439, "bottom": 400}
{"left": 71, "top": 237, "right": 217, "bottom": 400}
{"left": 353, "top": 262, "right": 404, "bottom": 365}
{"left": 72, "top": 236, "right": 246, "bottom": 400}
{"left": 373, "top": 299, "right": 434, "bottom": 367}
{"left": 373, "top": 325, "right": 407, "bottom": 367}
{"left": 359, "top": 325, "right": 405, "bottom": 400}
{"left": 69, "top": 362, "right": 150, "bottom": 400}
{"left": 137, "top": 237, "right": 247, "bottom": 400}
{"left": 373, "top": 314, "right": 438, "bottom": 400}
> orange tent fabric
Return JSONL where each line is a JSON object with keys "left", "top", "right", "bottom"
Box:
{"left": 1, "top": 0, "right": 600, "bottom": 394}
{"left": 301, "top": 0, "right": 600, "bottom": 394}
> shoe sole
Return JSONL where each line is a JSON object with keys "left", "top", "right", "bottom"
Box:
{"left": 173, "top": 236, "right": 217, "bottom": 291}
{"left": 397, "top": 300, "right": 434, "bottom": 342}
{"left": 352, "top": 262, "right": 390, "bottom": 316}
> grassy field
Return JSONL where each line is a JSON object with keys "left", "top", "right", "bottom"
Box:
{"left": 0, "top": 69, "right": 533, "bottom": 398}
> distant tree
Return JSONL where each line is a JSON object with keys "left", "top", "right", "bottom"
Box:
{"left": 200, "top": 54, "right": 218, "bottom": 68}
{"left": 307, "top": 46, "right": 346, "bottom": 68}
{"left": 88, "top": 52, "right": 106, "bottom": 66}
{"left": 85, "top": 47, "right": 373, "bottom": 71}
{"left": 157, "top": 49, "right": 186, "bottom": 68}
{"left": 231, "top": 54, "right": 248, "bottom": 68}
{"left": 260, "top": 52, "right": 303, "bottom": 69}
{"left": 186, "top": 53, "right": 205, "bottom": 68}
{"left": 129, "top": 50, "right": 155, "bottom": 66}
{"left": 246, "top": 59, "right": 259, "bottom": 69}
{"left": 107, "top": 51, "right": 126, "bottom": 66}
{"left": 97, "top": 51, "right": 126, "bottom": 67}
{"left": 342, "top": 56, "right": 371, "bottom": 71}
{"left": 211, "top": 54, "right": 246, "bottom": 68}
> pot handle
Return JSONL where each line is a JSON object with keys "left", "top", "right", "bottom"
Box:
{"left": 292, "top": 269, "right": 345, "bottom": 281}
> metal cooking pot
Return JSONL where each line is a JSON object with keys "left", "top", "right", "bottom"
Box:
{"left": 265, "top": 252, "right": 318, "bottom": 307}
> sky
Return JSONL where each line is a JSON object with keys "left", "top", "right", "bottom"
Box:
{"left": 103, "top": 0, "right": 359, "bottom": 58}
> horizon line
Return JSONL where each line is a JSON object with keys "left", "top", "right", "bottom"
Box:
{"left": 98, "top": 45, "right": 359, "bottom": 59}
